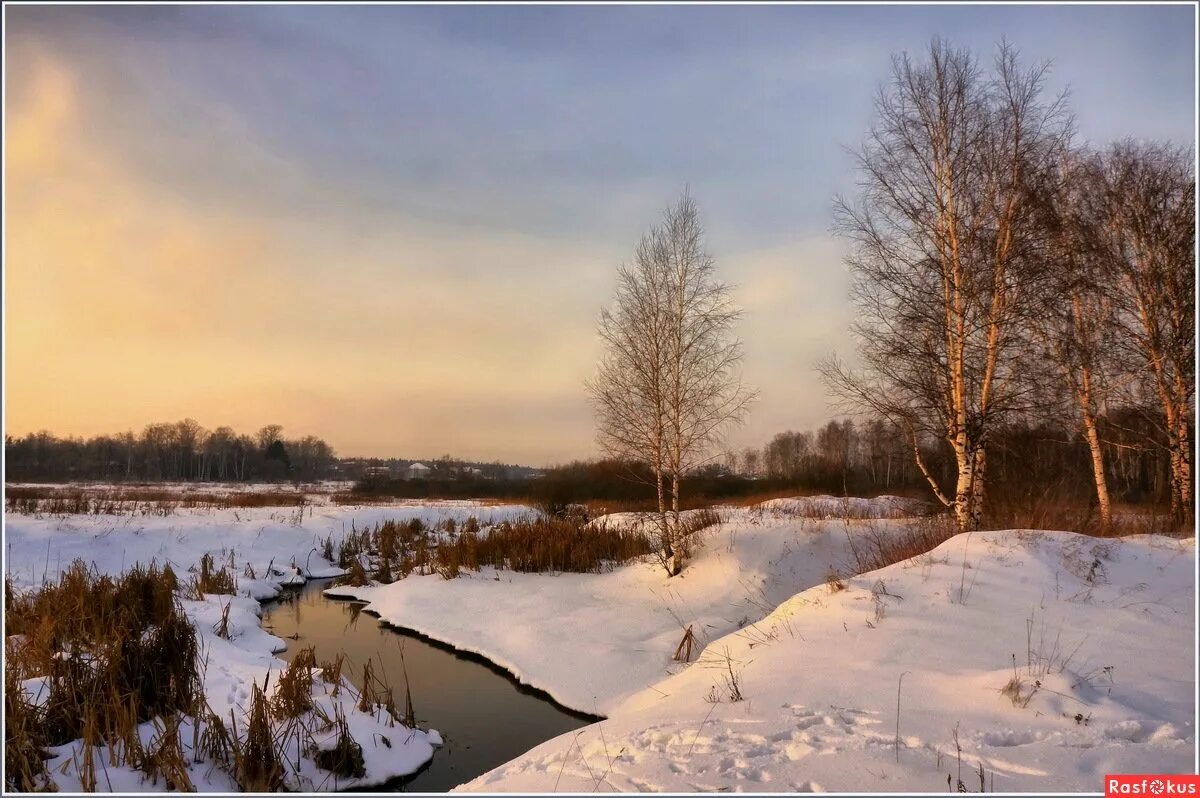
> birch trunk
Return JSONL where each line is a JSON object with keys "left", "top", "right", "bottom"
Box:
{"left": 654, "top": 467, "right": 674, "bottom": 574}
{"left": 669, "top": 473, "right": 682, "bottom": 576}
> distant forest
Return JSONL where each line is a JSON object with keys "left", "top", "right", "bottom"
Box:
{"left": 5, "top": 422, "right": 335, "bottom": 482}
{"left": 2, "top": 421, "right": 539, "bottom": 484}
{"left": 4, "top": 408, "right": 1182, "bottom": 520}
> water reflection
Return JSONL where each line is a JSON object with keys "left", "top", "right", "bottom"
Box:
{"left": 261, "top": 580, "right": 598, "bottom": 792}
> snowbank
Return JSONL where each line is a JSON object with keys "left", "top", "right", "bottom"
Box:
{"left": 5, "top": 498, "right": 1193, "bottom": 792}
{"left": 330, "top": 507, "right": 908, "bottom": 714}
{"left": 755, "top": 494, "right": 928, "bottom": 519}
{"left": 459, "top": 530, "right": 1195, "bottom": 792}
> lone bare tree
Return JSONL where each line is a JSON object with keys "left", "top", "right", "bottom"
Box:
{"left": 822, "top": 39, "right": 1070, "bottom": 532}
{"left": 588, "top": 193, "right": 753, "bottom": 575}
{"left": 659, "top": 194, "right": 756, "bottom": 554}
{"left": 1094, "top": 141, "right": 1195, "bottom": 525}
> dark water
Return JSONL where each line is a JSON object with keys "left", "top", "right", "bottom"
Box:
{"left": 260, "top": 580, "right": 599, "bottom": 792}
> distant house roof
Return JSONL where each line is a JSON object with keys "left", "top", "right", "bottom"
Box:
{"left": 408, "top": 462, "right": 431, "bottom": 471}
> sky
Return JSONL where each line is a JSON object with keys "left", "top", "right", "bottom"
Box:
{"left": 4, "top": 4, "right": 1195, "bottom": 465}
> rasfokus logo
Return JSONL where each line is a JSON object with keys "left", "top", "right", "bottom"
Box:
{"left": 1107, "top": 775, "right": 1200, "bottom": 796}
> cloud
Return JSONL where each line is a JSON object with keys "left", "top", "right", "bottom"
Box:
{"left": 4, "top": 5, "right": 1194, "bottom": 464}
{"left": 3, "top": 50, "right": 612, "bottom": 461}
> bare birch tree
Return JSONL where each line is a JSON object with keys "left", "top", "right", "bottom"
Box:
{"left": 821, "top": 39, "right": 1070, "bottom": 532}
{"left": 1094, "top": 141, "right": 1195, "bottom": 525}
{"left": 588, "top": 193, "right": 753, "bottom": 575}
{"left": 1032, "top": 151, "right": 1118, "bottom": 530}
{"left": 660, "top": 194, "right": 756, "bottom": 567}
{"left": 588, "top": 228, "right": 672, "bottom": 569}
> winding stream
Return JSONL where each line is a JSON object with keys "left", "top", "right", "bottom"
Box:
{"left": 261, "top": 580, "right": 599, "bottom": 792}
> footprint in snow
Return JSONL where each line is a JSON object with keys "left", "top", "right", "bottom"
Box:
{"left": 1104, "top": 720, "right": 1150, "bottom": 743}
{"left": 982, "top": 729, "right": 1041, "bottom": 747}
{"left": 793, "top": 780, "right": 825, "bottom": 792}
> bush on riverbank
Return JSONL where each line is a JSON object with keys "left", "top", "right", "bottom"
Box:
{"left": 4, "top": 561, "right": 202, "bottom": 789}
{"left": 4, "top": 559, "right": 434, "bottom": 792}
{"left": 336, "top": 513, "right": 658, "bottom": 584}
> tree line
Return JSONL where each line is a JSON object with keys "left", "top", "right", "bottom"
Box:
{"left": 732, "top": 414, "right": 1176, "bottom": 510}
{"left": 4, "top": 421, "right": 337, "bottom": 483}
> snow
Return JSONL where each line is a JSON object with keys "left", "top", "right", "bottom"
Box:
{"left": 4, "top": 495, "right": 1194, "bottom": 792}
{"left": 3, "top": 500, "right": 531, "bottom": 792}
{"left": 454, "top": 529, "right": 1195, "bottom": 792}
{"left": 330, "top": 506, "right": 880, "bottom": 714}
{"left": 4, "top": 501, "right": 532, "bottom": 598}
{"left": 753, "top": 493, "right": 929, "bottom": 519}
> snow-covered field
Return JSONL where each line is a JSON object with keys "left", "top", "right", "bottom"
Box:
{"left": 4, "top": 494, "right": 1195, "bottom": 793}
{"left": 455, "top": 530, "right": 1196, "bottom": 792}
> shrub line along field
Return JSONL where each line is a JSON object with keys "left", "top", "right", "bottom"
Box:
{"left": 3, "top": 492, "right": 1194, "bottom": 792}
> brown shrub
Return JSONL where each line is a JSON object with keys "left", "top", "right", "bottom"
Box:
{"left": 233, "top": 683, "right": 285, "bottom": 792}
{"left": 272, "top": 647, "right": 316, "bottom": 719}
{"left": 842, "top": 516, "right": 957, "bottom": 574}
{"left": 4, "top": 666, "right": 50, "bottom": 791}
{"left": 5, "top": 561, "right": 202, "bottom": 756}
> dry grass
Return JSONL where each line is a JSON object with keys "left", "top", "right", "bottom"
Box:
{"left": 319, "top": 653, "right": 347, "bottom": 696}
{"left": 4, "top": 665, "right": 51, "bottom": 791}
{"left": 356, "top": 658, "right": 398, "bottom": 724}
{"left": 5, "top": 485, "right": 308, "bottom": 516}
{"left": 197, "top": 552, "right": 237, "bottom": 596}
{"left": 143, "top": 715, "right": 196, "bottom": 791}
{"left": 4, "top": 561, "right": 203, "bottom": 789}
{"left": 272, "top": 647, "right": 317, "bottom": 719}
{"left": 330, "top": 492, "right": 522, "bottom": 506}
{"left": 232, "top": 683, "right": 285, "bottom": 792}
{"left": 335, "top": 513, "right": 655, "bottom": 585}
{"left": 985, "top": 494, "right": 1191, "bottom": 538}
{"left": 842, "top": 516, "right": 957, "bottom": 574}
{"left": 447, "top": 515, "right": 653, "bottom": 574}
{"left": 341, "top": 559, "right": 370, "bottom": 587}
{"left": 313, "top": 709, "right": 366, "bottom": 778}
{"left": 4, "top": 561, "right": 392, "bottom": 791}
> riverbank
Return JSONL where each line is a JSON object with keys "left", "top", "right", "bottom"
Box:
{"left": 4, "top": 501, "right": 532, "bottom": 791}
